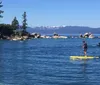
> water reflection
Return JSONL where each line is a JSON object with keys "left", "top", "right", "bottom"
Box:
{"left": 81, "top": 60, "right": 89, "bottom": 83}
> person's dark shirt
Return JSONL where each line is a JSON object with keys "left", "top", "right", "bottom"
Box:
{"left": 83, "top": 42, "right": 87, "bottom": 49}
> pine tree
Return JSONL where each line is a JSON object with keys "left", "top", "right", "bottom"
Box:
{"left": 0, "top": 1, "right": 4, "bottom": 18}
{"left": 11, "top": 17, "right": 19, "bottom": 30}
{"left": 22, "top": 12, "right": 27, "bottom": 32}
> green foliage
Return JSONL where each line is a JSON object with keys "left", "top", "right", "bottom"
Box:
{"left": 0, "top": 24, "right": 14, "bottom": 36}
{"left": 22, "top": 12, "right": 27, "bottom": 32}
{"left": 0, "top": 1, "right": 4, "bottom": 18}
{"left": 0, "top": 3, "right": 29, "bottom": 38}
{"left": 11, "top": 17, "right": 19, "bottom": 30}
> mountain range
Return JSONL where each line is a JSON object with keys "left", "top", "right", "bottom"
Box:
{"left": 26, "top": 26, "right": 100, "bottom": 34}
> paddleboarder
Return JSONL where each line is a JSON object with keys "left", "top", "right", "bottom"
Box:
{"left": 82, "top": 41, "right": 88, "bottom": 56}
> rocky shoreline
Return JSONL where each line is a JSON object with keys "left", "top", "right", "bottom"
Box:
{"left": 0, "top": 32, "right": 99, "bottom": 41}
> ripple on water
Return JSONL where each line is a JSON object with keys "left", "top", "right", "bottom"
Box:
{"left": 0, "top": 39, "right": 100, "bottom": 85}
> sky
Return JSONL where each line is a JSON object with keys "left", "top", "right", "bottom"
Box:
{"left": 1, "top": 0, "right": 100, "bottom": 27}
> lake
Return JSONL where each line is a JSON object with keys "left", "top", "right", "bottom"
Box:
{"left": 0, "top": 38, "right": 100, "bottom": 85}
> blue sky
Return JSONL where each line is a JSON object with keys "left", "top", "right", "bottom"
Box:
{"left": 1, "top": 0, "right": 100, "bottom": 27}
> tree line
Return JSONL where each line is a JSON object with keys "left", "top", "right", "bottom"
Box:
{"left": 0, "top": 1, "right": 28, "bottom": 38}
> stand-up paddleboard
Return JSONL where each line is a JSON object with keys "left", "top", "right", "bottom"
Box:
{"left": 70, "top": 56, "right": 99, "bottom": 60}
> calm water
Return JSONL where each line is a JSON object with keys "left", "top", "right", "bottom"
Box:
{"left": 0, "top": 38, "right": 100, "bottom": 85}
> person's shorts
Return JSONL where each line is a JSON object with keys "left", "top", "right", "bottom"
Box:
{"left": 84, "top": 48, "right": 87, "bottom": 51}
